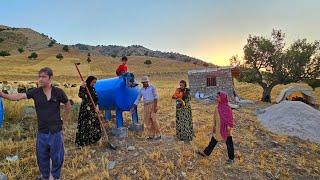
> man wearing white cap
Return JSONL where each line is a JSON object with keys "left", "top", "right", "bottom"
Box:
{"left": 132, "top": 76, "right": 161, "bottom": 140}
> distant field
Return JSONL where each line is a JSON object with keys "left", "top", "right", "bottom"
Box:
{"left": 0, "top": 47, "right": 199, "bottom": 82}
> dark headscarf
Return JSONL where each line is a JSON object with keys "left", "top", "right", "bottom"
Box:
{"left": 85, "top": 76, "right": 98, "bottom": 104}
{"left": 179, "top": 80, "right": 190, "bottom": 100}
{"left": 179, "top": 80, "right": 187, "bottom": 87}
{"left": 86, "top": 76, "right": 97, "bottom": 89}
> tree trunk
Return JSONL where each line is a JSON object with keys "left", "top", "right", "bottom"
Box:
{"left": 261, "top": 87, "right": 273, "bottom": 102}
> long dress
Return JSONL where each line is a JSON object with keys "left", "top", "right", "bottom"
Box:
{"left": 172, "top": 88, "right": 193, "bottom": 141}
{"left": 75, "top": 86, "right": 102, "bottom": 146}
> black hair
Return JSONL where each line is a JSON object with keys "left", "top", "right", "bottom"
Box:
{"left": 121, "top": 56, "right": 128, "bottom": 61}
{"left": 39, "top": 67, "right": 53, "bottom": 77}
{"left": 180, "top": 80, "right": 187, "bottom": 87}
{"left": 86, "top": 76, "right": 97, "bottom": 87}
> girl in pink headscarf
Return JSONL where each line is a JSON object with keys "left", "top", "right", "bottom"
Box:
{"left": 197, "top": 91, "right": 235, "bottom": 163}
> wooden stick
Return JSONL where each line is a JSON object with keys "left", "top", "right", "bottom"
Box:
{"left": 74, "top": 63, "right": 111, "bottom": 146}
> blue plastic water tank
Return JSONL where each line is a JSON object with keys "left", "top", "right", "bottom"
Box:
{"left": 95, "top": 77, "right": 139, "bottom": 111}
{"left": 0, "top": 97, "right": 4, "bottom": 128}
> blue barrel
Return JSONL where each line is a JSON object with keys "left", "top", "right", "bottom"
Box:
{"left": 0, "top": 97, "right": 4, "bottom": 128}
{"left": 95, "top": 77, "right": 139, "bottom": 111}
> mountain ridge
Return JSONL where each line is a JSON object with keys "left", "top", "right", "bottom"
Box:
{"left": 0, "top": 25, "right": 213, "bottom": 65}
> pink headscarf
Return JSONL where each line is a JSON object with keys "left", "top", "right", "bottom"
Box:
{"left": 217, "top": 92, "right": 234, "bottom": 141}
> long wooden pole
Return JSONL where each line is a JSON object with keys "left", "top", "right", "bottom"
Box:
{"left": 74, "top": 63, "right": 115, "bottom": 149}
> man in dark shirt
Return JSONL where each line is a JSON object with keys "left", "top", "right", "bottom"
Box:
{"left": 0, "top": 67, "right": 71, "bottom": 180}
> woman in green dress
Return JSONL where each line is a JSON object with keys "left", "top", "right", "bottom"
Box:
{"left": 172, "top": 80, "right": 193, "bottom": 141}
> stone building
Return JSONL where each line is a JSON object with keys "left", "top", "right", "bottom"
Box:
{"left": 187, "top": 67, "right": 240, "bottom": 102}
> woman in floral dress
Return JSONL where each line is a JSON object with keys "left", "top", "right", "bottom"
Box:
{"left": 75, "top": 76, "right": 102, "bottom": 147}
{"left": 172, "top": 80, "right": 193, "bottom": 142}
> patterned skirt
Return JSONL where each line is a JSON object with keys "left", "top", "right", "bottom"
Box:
{"left": 176, "top": 103, "right": 193, "bottom": 141}
{"left": 75, "top": 103, "right": 102, "bottom": 146}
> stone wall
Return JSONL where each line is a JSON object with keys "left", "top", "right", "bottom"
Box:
{"left": 188, "top": 69, "right": 235, "bottom": 101}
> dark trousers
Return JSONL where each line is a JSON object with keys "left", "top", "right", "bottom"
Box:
{"left": 204, "top": 136, "right": 234, "bottom": 160}
{"left": 36, "top": 131, "right": 64, "bottom": 179}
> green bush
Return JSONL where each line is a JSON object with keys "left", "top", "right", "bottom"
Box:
{"left": 56, "top": 53, "right": 63, "bottom": 60}
{"left": 0, "top": 50, "right": 10, "bottom": 57}
{"left": 18, "top": 47, "right": 24, "bottom": 53}
{"left": 62, "top": 45, "right": 69, "bottom": 52}
{"left": 48, "top": 41, "right": 54, "bottom": 47}
{"left": 144, "top": 59, "right": 152, "bottom": 67}
{"left": 87, "top": 57, "right": 91, "bottom": 63}
{"left": 28, "top": 52, "right": 38, "bottom": 60}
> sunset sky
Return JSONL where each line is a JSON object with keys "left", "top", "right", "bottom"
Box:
{"left": 1, "top": 0, "right": 319, "bottom": 65}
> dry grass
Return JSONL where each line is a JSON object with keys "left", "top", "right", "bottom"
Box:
{"left": 0, "top": 47, "right": 198, "bottom": 82}
{"left": 0, "top": 53, "right": 320, "bottom": 179}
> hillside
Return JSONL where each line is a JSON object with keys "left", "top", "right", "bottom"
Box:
{"left": 0, "top": 45, "right": 207, "bottom": 82}
{"left": 0, "top": 25, "right": 53, "bottom": 53}
{"left": 72, "top": 44, "right": 205, "bottom": 64}
{"left": 0, "top": 25, "right": 211, "bottom": 65}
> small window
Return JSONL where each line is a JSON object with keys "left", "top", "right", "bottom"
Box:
{"left": 206, "top": 77, "right": 216, "bottom": 86}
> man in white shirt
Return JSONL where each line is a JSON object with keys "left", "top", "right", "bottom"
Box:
{"left": 132, "top": 76, "right": 161, "bottom": 140}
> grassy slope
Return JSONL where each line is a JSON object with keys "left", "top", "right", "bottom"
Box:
{"left": 0, "top": 26, "right": 51, "bottom": 53}
{"left": 0, "top": 46, "right": 199, "bottom": 81}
